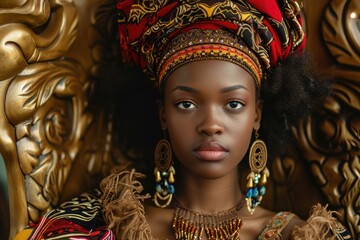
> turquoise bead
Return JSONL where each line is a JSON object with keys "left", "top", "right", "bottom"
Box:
{"left": 246, "top": 188, "right": 253, "bottom": 198}
{"left": 259, "top": 185, "right": 266, "bottom": 195}
{"left": 155, "top": 183, "right": 162, "bottom": 193}
{"left": 253, "top": 187, "right": 259, "bottom": 197}
{"left": 169, "top": 184, "right": 175, "bottom": 194}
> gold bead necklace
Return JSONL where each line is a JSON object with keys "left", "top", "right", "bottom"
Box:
{"left": 172, "top": 199, "right": 245, "bottom": 240}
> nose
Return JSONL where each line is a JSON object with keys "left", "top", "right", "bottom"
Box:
{"left": 197, "top": 106, "right": 224, "bottom": 136}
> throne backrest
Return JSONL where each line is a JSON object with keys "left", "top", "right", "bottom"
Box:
{"left": 0, "top": 1, "right": 359, "bottom": 239}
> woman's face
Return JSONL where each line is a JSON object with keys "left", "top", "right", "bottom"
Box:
{"left": 160, "top": 60, "right": 262, "bottom": 179}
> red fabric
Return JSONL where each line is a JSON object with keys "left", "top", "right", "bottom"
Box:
{"left": 247, "top": 0, "right": 282, "bottom": 21}
{"left": 117, "top": 0, "right": 306, "bottom": 80}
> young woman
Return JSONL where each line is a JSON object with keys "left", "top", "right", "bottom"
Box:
{"left": 16, "top": 0, "right": 353, "bottom": 239}
{"left": 99, "top": 0, "right": 352, "bottom": 239}
{"left": 140, "top": 58, "right": 305, "bottom": 239}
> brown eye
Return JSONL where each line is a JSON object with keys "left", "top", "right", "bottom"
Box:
{"left": 176, "top": 101, "right": 196, "bottom": 109}
{"left": 225, "top": 101, "right": 244, "bottom": 110}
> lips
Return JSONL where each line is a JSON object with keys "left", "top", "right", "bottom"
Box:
{"left": 193, "top": 141, "right": 229, "bottom": 161}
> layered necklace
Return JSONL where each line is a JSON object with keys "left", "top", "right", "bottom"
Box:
{"left": 172, "top": 199, "right": 245, "bottom": 240}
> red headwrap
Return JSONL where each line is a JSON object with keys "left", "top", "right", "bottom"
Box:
{"left": 117, "top": 0, "right": 305, "bottom": 89}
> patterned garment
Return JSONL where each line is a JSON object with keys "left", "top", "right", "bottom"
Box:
{"left": 258, "top": 211, "right": 353, "bottom": 240}
{"left": 117, "top": 0, "right": 306, "bottom": 88}
{"left": 14, "top": 191, "right": 115, "bottom": 240}
{"left": 258, "top": 211, "right": 295, "bottom": 239}
{"left": 14, "top": 191, "right": 354, "bottom": 240}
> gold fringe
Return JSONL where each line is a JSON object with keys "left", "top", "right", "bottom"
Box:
{"left": 290, "top": 204, "right": 339, "bottom": 240}
{"left": 100, "top": 164, "right": 153, "bottom": 240}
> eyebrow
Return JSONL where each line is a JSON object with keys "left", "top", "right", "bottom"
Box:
{"left": 171, "top": 85, "right": 199, "bottom": 93}
{"left": 170, "top": 84, "right": 248, "bottom": 93}
{"left": 220, "top": 84, "right": 248, "bottom": 93}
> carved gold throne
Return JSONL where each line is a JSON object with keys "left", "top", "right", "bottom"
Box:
{"left": 0, "top": 1, "right": 359, "bottom": 239}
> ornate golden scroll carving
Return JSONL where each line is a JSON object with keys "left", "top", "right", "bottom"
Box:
{"left": 295, "top": 0, "right": 359, "bottom": 238}
{"left": 0, "top": 0, "right": 117, "bottom": 238}
{"left": 323, "top": 0, "right": 360, "bottom": 67}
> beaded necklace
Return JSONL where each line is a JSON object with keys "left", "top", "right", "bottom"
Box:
{"left": 172, "top": 199, "right": 245, "bottom": 240}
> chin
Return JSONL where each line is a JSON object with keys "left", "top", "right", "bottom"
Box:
{"left": 185, "top": 162, "right": 235, "bottom": 179}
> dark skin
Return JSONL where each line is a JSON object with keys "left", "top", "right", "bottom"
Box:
{"left": 145, "top": 60, "right": 304, "bottom": 239}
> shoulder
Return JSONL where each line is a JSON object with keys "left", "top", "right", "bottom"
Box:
{"left": 258, "top": 204, "right": 354, "bottom": 240}
{"left": 257, "top": 209, "right": 304, "bottom": 240}
{"left": 144, "top": 202, "right": 174, "bottom": 239}
{"left": 239, "top": 206, "right": 297, "bottom": 239}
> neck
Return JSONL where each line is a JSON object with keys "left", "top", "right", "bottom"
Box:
{"left": 175, "top": 166, "right": 243, "bottom": 213}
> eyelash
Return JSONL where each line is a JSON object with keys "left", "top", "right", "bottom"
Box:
{"left": 175, "top": 100, "right": 245, "bottom": 111}
{"left": 225, "top": 100, "right": 245, "bottom": 110}
{"left": 175, "top": 101, "right": 197, "bottom": 109}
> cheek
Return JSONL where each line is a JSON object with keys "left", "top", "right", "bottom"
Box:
{"left": 230, "top": 110, "right": 256, "bottom": 156}
{"left": 165, "top": 109, "right": 193, "bottom": 155}
{"left": 236, "top": 128, "right": 253, "bottom": 157}
{"left": 168, "top": 129, "right": 192, "bottom": 167}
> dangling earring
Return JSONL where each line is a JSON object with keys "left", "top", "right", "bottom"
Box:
{"left": 153, "top": 138, "right": 175, "bottom": 208}
{"left": 246, "top": 130, "right": 269, "bottom": 215}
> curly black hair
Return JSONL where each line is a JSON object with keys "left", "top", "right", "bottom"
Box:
{"left": 259, "top": 52, "right": 332, "bottom": 158}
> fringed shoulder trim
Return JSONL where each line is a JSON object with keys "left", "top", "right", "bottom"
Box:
{"left": 100, "top": 165, "right": 154, "bottom": 240}
{"left": 290, "top": 204, "right": 353, "bottom": 240}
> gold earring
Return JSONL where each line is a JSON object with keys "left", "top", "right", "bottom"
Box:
{"left": 153, "top": 138, "right": 175, "bottom": 208}
{"left": 246, "top": 130, "right": 269, "bottom": 215}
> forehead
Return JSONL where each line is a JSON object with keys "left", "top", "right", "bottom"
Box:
{"left": 164, "top": 60, "right": 256, "bottom": 91}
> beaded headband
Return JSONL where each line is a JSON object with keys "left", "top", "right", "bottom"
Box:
{"left": 117, "top": 0, "right": 306, "bottom": 89}
{"left": 158, "top": 29, "right": 262, "bottom": 89}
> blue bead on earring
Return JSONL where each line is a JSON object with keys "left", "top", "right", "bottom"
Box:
{"left": 246, "top": 130, "right": 269, "bottom": 215}
{"left": 153, "top": 139, "right": 175, "bottom": 208}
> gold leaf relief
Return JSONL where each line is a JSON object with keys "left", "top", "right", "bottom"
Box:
{"left": 0, "top": 0, "right": 78, "bottom": 81}
{"left": 340, "top": 154, "right": 360, "bottom": 237}
{"left": 16, "top": 137, "right": 41, "bottom": 175}
{"left": 5, "top": 58, "right": 91, "bottom": 222}
{"left": 25, "top": 175, "right": 50, "bottom": 211}
{"left": 0, "top": 0, "right": 96, "bottom": 237}
{"left": 333, "top": 79, "right": 360, "bottom": 111}
{"left": 12, "top": 62, "right": 92, "bottom": 221}
{"left": 328, "top": 81, "right": 360, "bottom": 151}
{"left": 0, "top": 0, "right": 50, "bottom": 26}
{"left": 293, "top": 74, "right": 360, "bottom": 238}
{"left": 5, "top": 61, "right": 84, "bottom": 125}
{"left": 28, "top": 0, "right": 78, "bottom": 62}
{"left": 322, "top": 0, "right": 360, "bottom": 67}
{"left": 295, "top": 80, "right": 359, "bottom": 156}
{"left": 344, "top": 0, "right": 360, "bottom": 53}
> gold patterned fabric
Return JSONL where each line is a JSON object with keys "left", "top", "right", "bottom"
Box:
{"left": 158, "top": 28, "right": 263, "bottom": 86}
{"left": 117, "top": 0, "right": 306, "bottom": 89}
